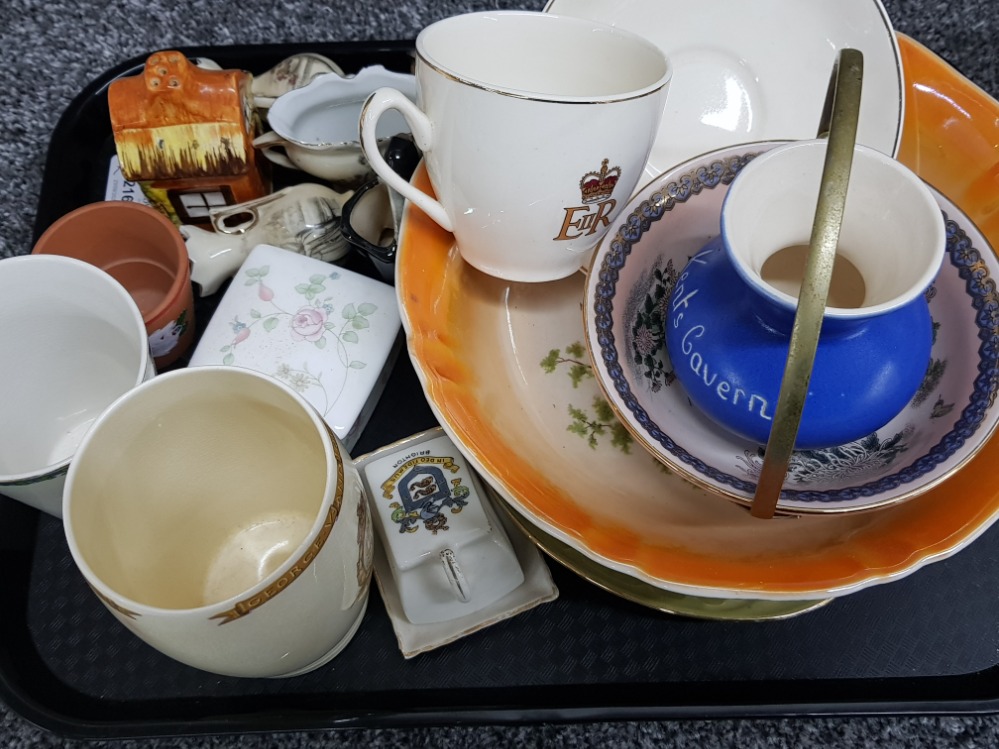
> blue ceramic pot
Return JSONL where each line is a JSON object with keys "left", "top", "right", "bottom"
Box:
{"left": 666, "top": 237, "right": 934, "bottom": 448}
{"left": 664, "top": 140, "right": 945, "bottom": 449}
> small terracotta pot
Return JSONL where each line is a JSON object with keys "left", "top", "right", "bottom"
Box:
{"left": 33, "top": 201, "right": 196, "bottom": 368}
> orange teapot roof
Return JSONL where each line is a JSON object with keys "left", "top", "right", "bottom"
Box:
{"left": 108, "top": 50, "right": 251, "bottom": 131}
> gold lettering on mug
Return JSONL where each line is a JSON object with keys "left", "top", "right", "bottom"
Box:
{"left": 553, "top": 159, "right": 621, "bottom": 241}
{"left": 209, "top": 430, "right": 346, "bottom": 625}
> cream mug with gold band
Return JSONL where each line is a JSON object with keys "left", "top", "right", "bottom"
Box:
{"left": 63, "top": 366, "right": 373, "bottom": 679}
{"left": 359, "top": 10, "right": 672, "bottom": 283}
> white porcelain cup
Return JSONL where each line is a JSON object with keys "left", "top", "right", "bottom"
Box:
{"left": 359, "top": 10, "right": 672, "bottom": 283}
{"left": 63, "top": 367, "right": 373, "bottom": 678}
{"left": 0, "top": 254, "right": 153, "bottom": 517}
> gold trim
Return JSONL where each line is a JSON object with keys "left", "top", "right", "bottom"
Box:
{"left": 210, "top": 429, "right": 345, "bottom": 625}
{"left": 416, "top": 50, "right": 669, "bottom": 105}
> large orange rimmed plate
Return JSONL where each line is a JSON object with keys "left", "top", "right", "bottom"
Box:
{"left": 395, "top": 34, "right": 999, "bottom": 600}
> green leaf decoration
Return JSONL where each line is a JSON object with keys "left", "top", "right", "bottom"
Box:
{"left": 295, "top": 283, "right": 311, "bottom": 295}
{"left": 349, "top": 361, "right": 367, "bottom": 369}
{"left": 244, "top": 278, "right": 256, "bottom": 286}
{"left": 342, "top": 303, "right": 357, "bottom": 319}
{"left": 220, "top": 344, "right": 231, "bottom": 353}
{"left": 568, "top": 364, "right": 590, "bottom": 388}
{"left": 250, "top": 309, "right": 261, "bottom": 318}
{"left": 352, "top": 316, "right": 370, "bottom": 330}
{"left": 223, "top": 353, "right": 235, "bottom": 365}
{"left": 565, "top": 341, "right": 586, "bottom": 358}
{"left": 310, "top": 274, "right": 327, "bottom": 284}
{"left": 358, "top": 302, "right": 378, "bottom": 316}
{"left": 342, "top": 330, "right": 359, "bottom": 344}
{"left": 540, "top": 349, "right": 560, "bottom": 374}
{"left": 593, "top": 397, "right": 615, "bottom": 422}
{"left": 315, "top": 338, "right": 327, "bottom": 349}
{"left": 610, "top": 423, "right": 633, "bottom": 454}
{"left": 263, "top": 317, "right": 279, "bottom": 332}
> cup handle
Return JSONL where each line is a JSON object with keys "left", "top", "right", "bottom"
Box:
{"left": 252, "top": 130, "right": 300, "bottom": 171}
{"left": 359, "top": 87, "right": 453, "bottom": 232}
{"left": 439, "top": 548, "right": 471, "bottom": 603}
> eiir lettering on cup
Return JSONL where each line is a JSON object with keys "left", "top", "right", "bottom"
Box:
{"left": 554, "top": 159, "right": 621, "bottom": 241}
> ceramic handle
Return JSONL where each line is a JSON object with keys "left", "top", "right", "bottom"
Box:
{"left": 439, "top": 548, "right": 471, "bottom": 603}
{"left": 252, "top": 131, "right": 300, "bottom": 171}
{"left": 359, "top": 87, "right": 452, "bottom": 231}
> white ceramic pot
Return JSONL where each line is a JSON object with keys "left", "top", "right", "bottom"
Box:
{"left": 63, "top": 367, "right": 374, "bottom": 678}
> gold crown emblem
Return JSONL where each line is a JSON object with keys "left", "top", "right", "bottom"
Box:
{"left": 579, "top": 159, "right": 621, "bottom": 204}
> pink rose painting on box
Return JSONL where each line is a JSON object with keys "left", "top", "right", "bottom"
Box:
{"left": 290, "top": 306, "right": 328, "bottom": 342}
{"left": 218, "top": 264, "right": 378, "bottom": 418}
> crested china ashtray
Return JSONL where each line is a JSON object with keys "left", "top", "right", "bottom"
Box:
{"left": 188, "top": 243, "right": 401, "bottom": 452}
{"left": 355, "top": 428, "right": 558, "bottom": 657}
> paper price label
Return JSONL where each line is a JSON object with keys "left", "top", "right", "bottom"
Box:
{"left": 105, "top": 155, "right": 151, "bottom": 205}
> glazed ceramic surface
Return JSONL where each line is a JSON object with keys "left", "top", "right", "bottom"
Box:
{"left": 360, "top": 10, "right": 671, "bottom": 283}
{"left": 587, "top": 141, "right": 997, "bottom": 514}
{"left": 665, "top": 141, "right": 944, "bottom": 449}
{"left": 357, "top": 429, "right": 558, "bottom": 658}
{"left": 488, "top": 487, "right": 827, "bottom": 621}
{"left": 0, "top": 255, "right": 153, "bottom": 517}
{"left": 544, "top": 0, "right": 903, "bottom": 179}
{"left": 251, "top": 53, "right": 346, "bottom": 110}
{"left": 32, "top": 200, "right": 196, "bottom": 368}
{"left": 256, "top": 65, "right": 416, "bottom": 186}
{"left": 356, "top": 427, "right": 527, "bottom": 625}
{"left": 182, "top": 183, "right": 352, "bottom": 296}
{"left": 188, "top": 244, "right": 401, "bottom": 452}
{"left": 109, "top": 51, "right": 269, "bottom": 225}
{"left": 397, "top": 77, "right": 999, "bottom": 600}
{"left": 896, "top": 34, "right": 999, "bottom": 251}
{"left": 63, "top": 367, "right": 372, "bottom": 678}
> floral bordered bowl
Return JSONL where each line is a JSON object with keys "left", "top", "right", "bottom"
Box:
{"left": 583, "top": 141, "right": 999, "bottom": 514}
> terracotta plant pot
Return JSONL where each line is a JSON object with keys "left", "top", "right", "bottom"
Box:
{"left": 32, "top": 201, "right": 196, "bottom": 368}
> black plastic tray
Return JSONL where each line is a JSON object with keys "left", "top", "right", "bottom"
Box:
{"left": 4, "top": 41, "right": 999, "bottom": 740}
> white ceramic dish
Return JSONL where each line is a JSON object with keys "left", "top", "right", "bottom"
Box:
{"left": 188, "top": 243, "right": 401, "bottom": 452}
{"left": 544, "top": 0, "right": 903, "bottom": 178}
{"left": 355, "top": 427, "right": 558, "bottom": 657}
{"left": 356, "top": 427, "right": 525, "bottom": 625}
{"left": 583, "top": 141, "right": 999, "bottom": 514}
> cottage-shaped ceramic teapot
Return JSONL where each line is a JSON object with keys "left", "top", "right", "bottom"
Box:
{"left": 108, "top": 50, "right": 269, "bottom": 227}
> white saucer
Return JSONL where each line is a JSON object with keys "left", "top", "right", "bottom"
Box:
{"left": 544, "top": 0, "right": 903, "bottom": 178}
